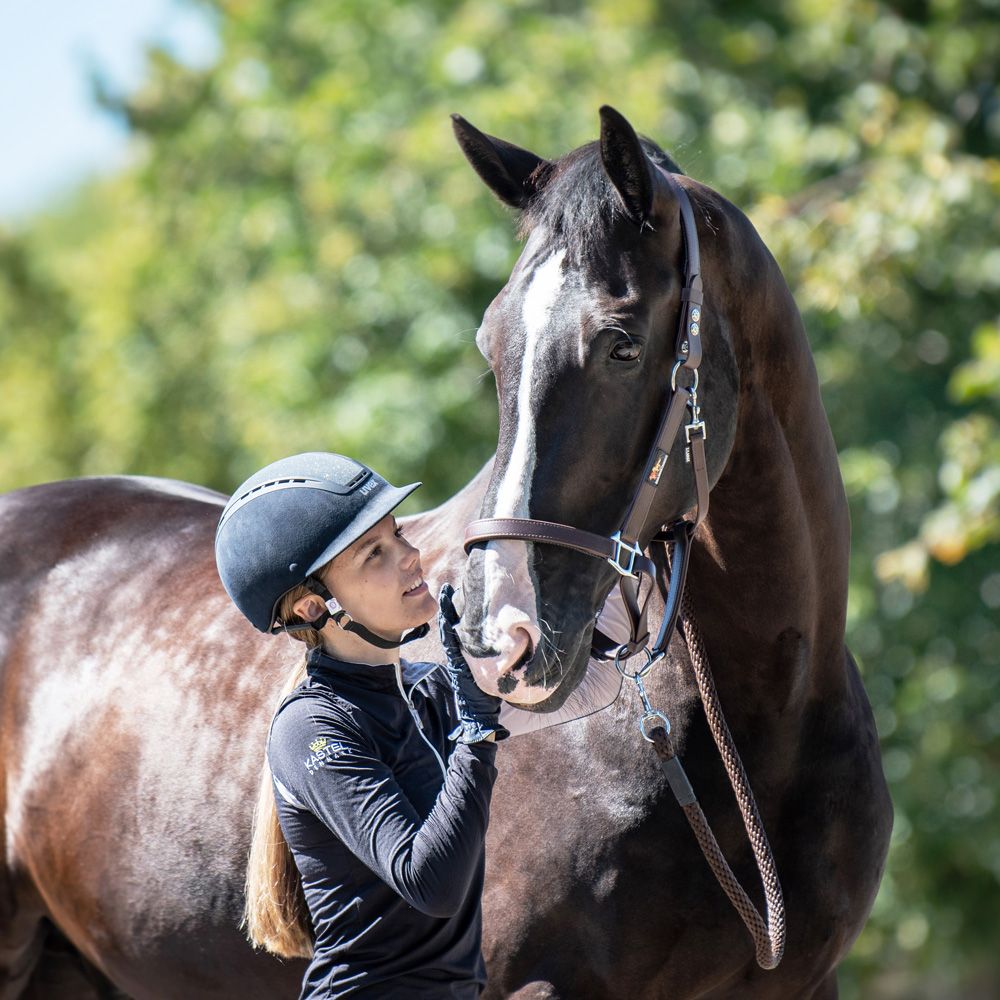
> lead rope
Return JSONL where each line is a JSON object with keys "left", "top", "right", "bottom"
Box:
{"left": 632, "top": 593, "right": 786, "bottom": 971}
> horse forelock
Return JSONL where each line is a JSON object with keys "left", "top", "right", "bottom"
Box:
{"left": 518, "top": 139, "right": 682, "bottom": 252}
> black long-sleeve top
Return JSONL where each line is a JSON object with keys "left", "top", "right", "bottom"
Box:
{"left": 267, "top": 646, "right": 499, "bottom": 999}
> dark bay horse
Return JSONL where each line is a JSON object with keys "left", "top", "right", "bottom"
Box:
{"left": 0, "top": 108, "right": 891, "bottom": 998}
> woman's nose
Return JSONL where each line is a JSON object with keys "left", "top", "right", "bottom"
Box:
{"left": 400, "top": 537, "right": 420, "bottom": 569}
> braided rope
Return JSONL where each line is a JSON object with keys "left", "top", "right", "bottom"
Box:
{"left": 649, "top": 594, "right": 786, "bottom": 970}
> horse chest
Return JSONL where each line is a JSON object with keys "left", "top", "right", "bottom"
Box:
{"left": 481, "top": 665, "right": 882, "bottom": 999}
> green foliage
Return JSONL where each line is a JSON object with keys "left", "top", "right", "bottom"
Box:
{"left": 1, "top": 0, "right": 998, "bottom": 994}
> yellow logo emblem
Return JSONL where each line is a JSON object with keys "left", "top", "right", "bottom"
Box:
{"left": 648, "top": 451, "right": 667, "bottom": 484}
{"left": 309, "top": 737, "right": 328, "bottom": 753}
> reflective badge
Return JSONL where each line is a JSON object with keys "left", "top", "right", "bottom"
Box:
{"left": 648, "top": 449, "right": 668, "bottom": 485}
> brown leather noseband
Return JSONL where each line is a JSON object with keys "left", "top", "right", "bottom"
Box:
{"left": 463, "top": 167, "right": 710, "bottom": 665}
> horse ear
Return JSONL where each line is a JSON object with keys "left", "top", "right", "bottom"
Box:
{"left": 451, "top": 114, "right": 550, "bottom": 209}
{"left": 599, "top": 105, "right": 654, "bottom": 226}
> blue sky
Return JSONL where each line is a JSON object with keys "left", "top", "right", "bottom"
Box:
{"left": 0, "top": 0, "right": 218, "bottom": 221}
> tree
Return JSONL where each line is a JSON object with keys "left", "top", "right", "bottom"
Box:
{"left": 1, "top": 1, "right": 997, "bottom": 994}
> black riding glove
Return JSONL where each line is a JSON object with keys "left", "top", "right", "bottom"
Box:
{"left": 438, "top": 583, "right": 510, "bottom": 744}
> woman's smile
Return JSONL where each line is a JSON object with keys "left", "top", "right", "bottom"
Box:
{"left": 310, "top": 515, "right": 439, "bottom": 646}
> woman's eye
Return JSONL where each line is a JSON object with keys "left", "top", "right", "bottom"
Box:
{"left": 367, "top": 546, "right": 381, "bottom": 561}
{"left": 610, "top": 340, "right": 641, "bottom": 362}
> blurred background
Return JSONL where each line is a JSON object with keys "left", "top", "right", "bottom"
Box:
{"left": 1, "top": 0, "right": 997, "bottom": 995}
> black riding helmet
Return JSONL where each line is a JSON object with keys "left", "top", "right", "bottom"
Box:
{"left": 215, "top": 452, "right": 428, "bottom": 647}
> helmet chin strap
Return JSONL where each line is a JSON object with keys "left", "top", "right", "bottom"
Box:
{"left": 275, "top": 576, "right": 429, "bottom": 650}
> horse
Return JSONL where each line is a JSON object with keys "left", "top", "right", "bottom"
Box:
{"left": 0, "top": 107, "right": 891, "bottom": 998}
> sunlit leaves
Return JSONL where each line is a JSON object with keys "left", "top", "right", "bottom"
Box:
{"left": 0, "top": 1, "right": 998, "bottom": 995}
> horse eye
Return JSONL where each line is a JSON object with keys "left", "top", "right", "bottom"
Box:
{"left": 610, "top": 340, "right": 641, "bottom": 362}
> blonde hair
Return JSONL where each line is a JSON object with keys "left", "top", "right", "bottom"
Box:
{"left": 243, "top": 581, "right": 325, "bottom": 957}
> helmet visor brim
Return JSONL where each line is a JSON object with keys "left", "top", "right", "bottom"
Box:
{"left": 303, "top": 481, "right": 422, "bottom": 579}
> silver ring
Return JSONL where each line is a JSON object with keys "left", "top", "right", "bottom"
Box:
{"left": 640, "top": 711, "right": 671, "bottom": 742}
{"left": 671, "top": 361, "right": 700, "bottom": 393}
{"left": 614, "top": 647, "right": 640, "bottom": 678}
{"left": 637, "top": 647, "right": 667, "bottom": 677}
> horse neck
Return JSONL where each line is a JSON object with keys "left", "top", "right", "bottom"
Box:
{"left": 682, "top": 273, "right": 850, "bottom": 713}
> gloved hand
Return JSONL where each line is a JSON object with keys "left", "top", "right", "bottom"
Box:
{"left": 438, "top": 583, "right": 509, "bottom": 744}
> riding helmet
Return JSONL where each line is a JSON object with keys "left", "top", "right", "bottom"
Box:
{"left": 215, "top": 452, "right": 420, "bottom": 633}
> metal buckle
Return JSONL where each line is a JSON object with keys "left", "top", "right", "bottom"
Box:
{"left": 607, "top": 531, "right": 644, "bottom": 580}
{"left": 327, "top": 599, "right": 353, "bottom": 629}
{"left": 641, "top": 646, "right": 666, "bottom": 674}
{"left": 685, "top": 420, "right": 707, "bottom": 442}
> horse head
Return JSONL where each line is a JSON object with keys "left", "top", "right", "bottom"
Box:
{"left": 455, "top": 107, "right": 742, "bottom": 711}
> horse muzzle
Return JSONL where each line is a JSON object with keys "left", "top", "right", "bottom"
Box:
{"left": 458, "top": 607, "right": 549, "bottom": 704}
{"left": 456, "top": 596, "right": 597, "bottom": 710}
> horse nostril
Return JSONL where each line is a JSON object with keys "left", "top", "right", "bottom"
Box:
{"left": 495, "top": 627, "right": 538, "bottom": 695}
{"left": 502, "top": 627, "right": 534, "bottom": 675}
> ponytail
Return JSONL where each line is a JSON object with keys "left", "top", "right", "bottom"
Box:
{"left": 243, "top": 584, "right": 324, "bottom": 957}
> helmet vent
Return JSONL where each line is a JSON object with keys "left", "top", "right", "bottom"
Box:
{"left": 237, "top": 476, "right": 310, "bottom": 503}
{"left": 343, "top": 470, "right": 368, "bottom": 492}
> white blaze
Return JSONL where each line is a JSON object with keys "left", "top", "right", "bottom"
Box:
{"left": 492, "top": 247, "right": 567, "bottom": 519}
{"left": 476, "top": 248, "right": 566, "bottom": 677}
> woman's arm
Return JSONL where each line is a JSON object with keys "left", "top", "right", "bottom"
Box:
{"left": 268, "top": 697, "right": 497, "bottom": 918}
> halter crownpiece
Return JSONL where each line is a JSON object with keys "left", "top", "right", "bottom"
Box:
{"left": 463, "top": 166, "right": 710, "bottom": 664}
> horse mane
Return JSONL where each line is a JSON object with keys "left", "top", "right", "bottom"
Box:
{"left": 519, "top": 137, "right": 683, "bottom": 252}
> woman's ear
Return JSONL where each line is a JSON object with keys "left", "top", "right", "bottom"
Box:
{"left": 292, "top": 593, "right": 328, "bottom": 626}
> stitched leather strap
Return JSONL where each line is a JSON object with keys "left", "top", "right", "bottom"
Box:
{"left": 463, "top": 517, "right": 658, "bottom": 578}
{"left": 658, "top": 167, "right": 703, "bottom": 370}
{"left": 619, "top": 386, "right": 690, "bottom": 543}
{"left": 689, "top": 427, "right": 710, "bottom": 529}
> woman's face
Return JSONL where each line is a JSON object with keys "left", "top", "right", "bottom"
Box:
{"left": 321, "top": 514, "right": 437, "bottom": 638}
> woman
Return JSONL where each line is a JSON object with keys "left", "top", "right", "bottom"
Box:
{"left": 215, "top": 451, "right": 508, "bottom": 999}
